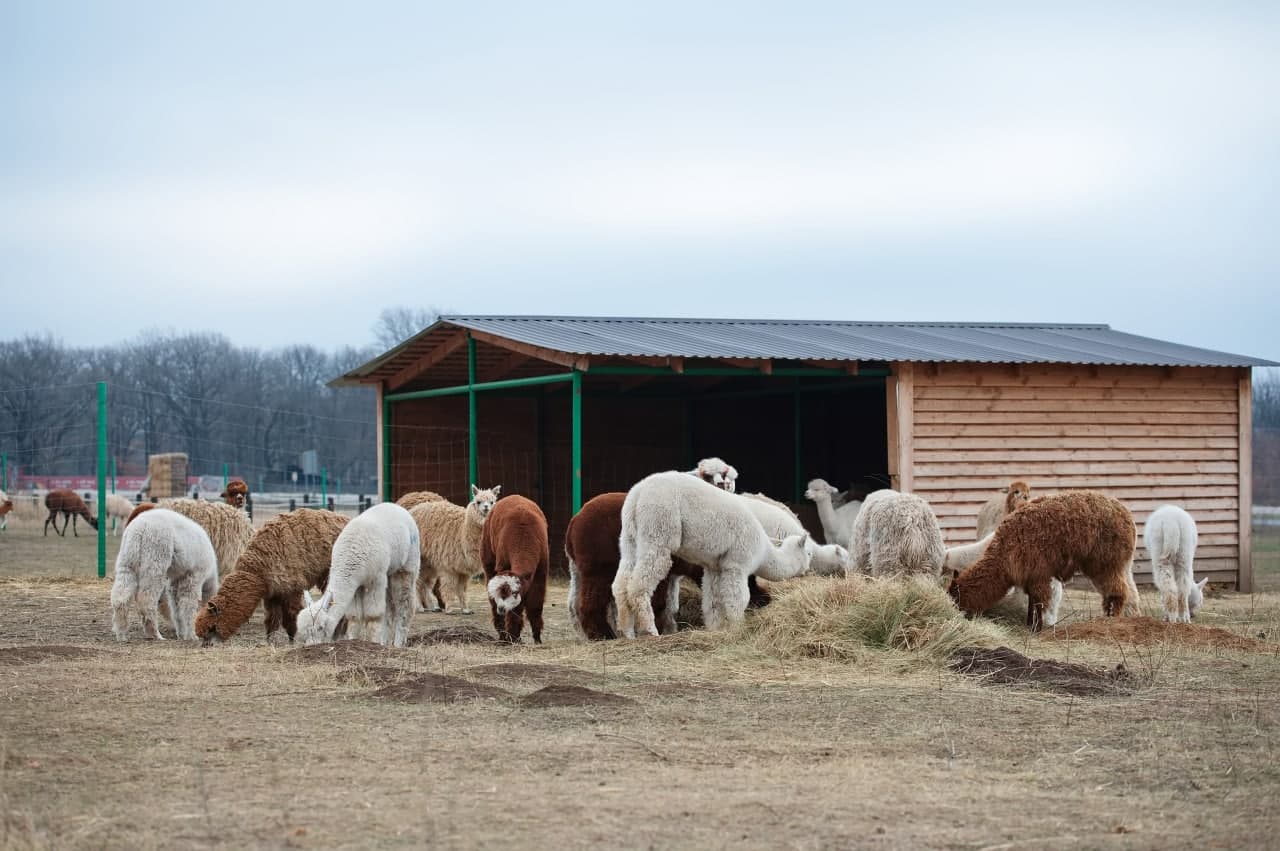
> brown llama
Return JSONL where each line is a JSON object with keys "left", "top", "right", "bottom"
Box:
{"left": 44, "top": 489, "right": 99, "bottom": 537}
{"left": 481, "top": 494, "right": 550, "bottom": 644}
{"left": 565, "top": 492, "right": 771, "bottom": 640}
{"left": 948, "top": 491, "right": 1135, "bottom": 632}
{"left": 975, "top": 481, "right": 1032, "bottom": 539}
{"left": 221, "top": 479, "right": 249, "bottom": 509}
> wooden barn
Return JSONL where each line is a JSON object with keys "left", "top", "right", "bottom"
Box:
{"left": 332, "top": 316, "right": 1276, "bottom": 589}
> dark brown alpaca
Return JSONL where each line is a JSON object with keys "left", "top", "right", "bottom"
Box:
{"left": 481, "top": 495, "right": 550, "bottom": 644}
{"left": 221, "top": 479, "right": 249, "bottom": 509}
{"left": 565, "top": 492, "right": 771, "bottom": 640}
{"left": 43, "top": 489, "right": 99, "bottom": 537}
{"left": 949, "top": 491, "right": 1135, "bottom": 632}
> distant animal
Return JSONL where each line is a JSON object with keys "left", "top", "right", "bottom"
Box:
{"left": 43, "top": 489, "right": 98, "bottom": 537}
{"left": 0, "top": 490, "right": 13, "bottom": 532}
{"left": 103, "top": 493, "right": 135, "bottom": 536}
{"left": 221, "top": 479, "right": 249, "bottom": 509}
{"left": 481, "top": 494, "right": 550, "bottom": 644}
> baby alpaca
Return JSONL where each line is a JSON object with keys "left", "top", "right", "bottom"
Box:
{"left": 1144, "top": 504, "right": 1205, "bottom": 623}
{"left": 111, "top": 508, "right": 218, "bottom": 641}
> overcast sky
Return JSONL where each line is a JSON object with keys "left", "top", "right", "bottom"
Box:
{"left": 3, "top": 2, "right": 1278, "bottom": 362}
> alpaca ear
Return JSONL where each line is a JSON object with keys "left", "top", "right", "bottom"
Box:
{"left": 207, "top": 601, "right": 220, "bottom": 616}
{"left": 470, "top": 484, "right": 478, "bottom": 498}
{"left": 492, "top": 485, "right": 501, "bottom": 495}
{"left": 1196, "top": 578, "right": 1208, "bottom": 591}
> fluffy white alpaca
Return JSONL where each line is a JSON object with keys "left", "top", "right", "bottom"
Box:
{"left": 741, "top": 492, "right": 849, "bottom": 577}
{"left": 804, "top": 478, "right": 861, "bottom": 549}
{"left": 613, "top": 471, "right": 811, "bottom": 637}
{"left": 851, "top": 489, "right": 945, "bottom": 578}
{"left": 104, "top": 493, "right": 134, "bottom": 536}
{"left": 297, "top": 502, "right": 420, "bottom": 647}
{"left": 1144, "top": 504, "right": 1205, "bottom": 623}
{"left": 688, "top": 457, "right": 738, "bottom": 492}
{"left": 945, "top": 533, "right": 1066, "bottom": 627}
{"left": 111, "top": 508, "right": 218, "bottom": 641}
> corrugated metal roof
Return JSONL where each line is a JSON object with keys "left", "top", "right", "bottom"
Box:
{"left": 442, "top": 316, "right": 1276, "bottom": 367}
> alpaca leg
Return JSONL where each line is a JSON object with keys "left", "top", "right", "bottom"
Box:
{"left": 1173, "top": 561, "right": 1192, "bottom": 624}
{"left": 110, "top": 569, "right": 138, "bottom": 641}
{"left": 1122, "top": 564, "right": 1141, "bottom": 617}
{"left": 702, "top": 568, "right": 751, "bottom": 631}
{"left": 362, "top": 577, "right": 388, "bottom": 642}
{"left": 416, "top": 569, "right": 440, "bottom": 613}
{"left": 567, "top": 561, "right": 583, "bottom": 638}
{"left": 44, "top": 513, "right": 53, "bottom": 536}
{"left": 526, "top": 579, "right": 545, "bottom": 645}
{"left": 1024, "top": 577, "right": 1053, "bottom": 633}
{"left": 622, "top": 543, "right": 671, "bottom": 638}
{"left": 71, "top": 514, "right": 78, "bottom": 537}
{"left": 137, "top": 583, "right": 166, "bottom": 640}
{"left": 453, "top": 570, "right": 472, "bottom": 615}
{"left": 610, "top": 568, "right": 636, "bottom": 639}
{"left": 503, "top": 606, "right": 525, "bottom": 644}
{"left": 488, "top": 597, "right": 511, "bottom": 641}
{"left": 170, "top": 574, "right": 202, "bottom": 640}
{"left": 386, "top": 569, "right": 416, "bottom": 647}
{"left": 1044, "top": 579, "right": 1065, "bottom": 628}
{"left": 655, "top": 576, "right": 681, "bottom": 635}
{"left": 578, "top": 560, "right": 617, "bottom": 641}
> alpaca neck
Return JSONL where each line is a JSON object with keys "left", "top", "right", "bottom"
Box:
{"left": 461, "top": 508, "right": 485, "bottom": 568}
{"left": 952, "top": 556, "right": 1014, "bottom": 615}
{"left": 207, "top": 570, "right": 270, "bottom": 637}
{"left": 813, "top": 496, "right": 840, "bottom": 545}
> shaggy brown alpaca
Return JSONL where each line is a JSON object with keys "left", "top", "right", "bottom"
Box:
{"left": 481, "top": 495, "right": 549, "bottom": 644}
{"left": 975, "top": 481, "right": 1032, "bottom": 539}
{"left": 949, "top": 491, "right": 1135, "bottom": 632}
{"left": 195, "top": 509, "right": 348, "bottom": 644}
{"left": 220, "top": 479, "right": 249, "bottom": 509}
{"left": 43, "top": 489, "right": 98, "bottom": 537}
{"left": 126, "top": 502, "right": 157, "bottom": 527}
{"left": 565, "top": 492, "right": 771, "bottom": 641}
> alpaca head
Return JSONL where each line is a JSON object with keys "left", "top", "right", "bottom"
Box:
{"left": 469, "top": 484, "right": 501, "bottom": 520}
{"left": 488, "top": 574, "right": 522, "bottom": 614}
{"left": 1188, "top": 577, "right": 1209, "bottom": 618}
{"left": 783, "top": 533, "right": 813, "bottom": 570}
{"left": 1005, "top": 481, "right": 1031, "bottom": 512}
{"left": 804, "top": 478, "right": 837, "bottom": 503}
{"left": 692, "top": 457, "right": 738, "bottom": 493}
{"left": 809, "top": 541, "right": 850, "bottom": 576}
{"left": 221, "top": 479, "right": 249, "bottom": 509}
{"left": 196, "top": 600, "right": 228, "bottom": 646}
{"left": 296, "top": 589, "right": 340, "bottom": 644}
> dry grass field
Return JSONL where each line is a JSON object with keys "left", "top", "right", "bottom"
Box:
{"left": 2, "top": 517, "right": 1279, "bottom": 850}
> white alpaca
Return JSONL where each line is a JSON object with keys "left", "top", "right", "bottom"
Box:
{"left": 613, "top": 471, "right": 811, "bottom": 637}
{"left": 1144, "top": 505, "right": 1205, "bottom": 623}
{"left": 297, "top": 502, "right": 421, "bottom": 647}
{"left": 804, "top": 478, "right": 861, "bottom": 549}
{"left": 741, "top": 492, "right": 849, "bottom": 577}
{"left": 111, "top": 508, "right": 219, "bottom": 641}
{"left": 688, "top": 457, "right": 738, "bottom": 492}
{"left": 104, "top": 493, "right": 134, "bottom": 536}
{"left": 945, "top": 533, "right": 1066, "bottom": 627}
{"left": 851, "top": 489, "right": 945, "bottom": 578}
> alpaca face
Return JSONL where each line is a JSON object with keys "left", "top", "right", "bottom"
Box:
{"left": 1188, "top": 577, "right": 1209, "bottom": 618}
{"left": 804, "top": 479, "right": 837, "bottom": 502}
{"left": 296, "top": 599, "right": 340, "bottom": 645}
{"left": 1006, "top": 482, "right": 1031, "bottom": 511}
{"left": 221, "top": 481, "right": 249, "bottom": 508}
{"left": 469, "top": 484, "right": 501, "bottom": 519}
{"left": 196, "top": 601, "right": 226, "bottom": 645}
{"left": 488, "top": 574, "right": 522, "bottom": 613}
{"left": 693, "top": 458, "right": 738, "bottom": 493}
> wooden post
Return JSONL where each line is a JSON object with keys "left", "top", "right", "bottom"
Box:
{"left": 1238, "top": 370, "right": 1253, "bottom": 593}
{"left": 885, "top": 373, "right": 900, "bottom": 491}
{"left": 890, "top": 362, "right": 915, "bottom": 493}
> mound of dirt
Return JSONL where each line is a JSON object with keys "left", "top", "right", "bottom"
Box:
{"left": 949, "top": 646, "right": 1131, "bottom": 697}
{"left": 284, "top": 640, "right": 409, "bottom": 665}
{"left": 517, "top": 684, "right": 637, "bottom": 708}
{"left": 369, "top": 673, "right": 510, "bottom": 703}
{"left": 0, "top": 645, "right": 108, "bottom": 665}
{"left": 464, "top": 662, "right": 592, "bottom": 683}
{"left": 335, "top": 665, "right": 417, "bottom": 686}
{"left": 1043, "top": 616, "right": 1272, "bottom": 652}
{"left": 406, "top": 624, "right": 497, "bottom": 646}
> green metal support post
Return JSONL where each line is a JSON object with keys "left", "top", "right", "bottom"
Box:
{"left": 571, "top": 370, "right": 582, "bottom": 514}
{"left": 468, "top": 335, "right": 478, "bottom": 490}
{"left": 96, "top": 382, "right": 107, "bottom": 578}
{"left": 222, "top": 462, "right": 228, "bottom": 496}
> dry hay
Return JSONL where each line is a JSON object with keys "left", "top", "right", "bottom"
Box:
{"left": 463, "top": 662, "right": 593, "bottom": 683}
{"left": 334, "top": 665, "right": 418, "bottom": 686}
{"left": 369, "top": 672, "right": 510, "bottom": 703}
{"left": 949, "top": 646, "right": 1132, "bottom": 697}
{"left": 406, "top": 624, "right": 498, "bottom": 646}
{"left": 1042, "top": 616, "right": 1275, "bottom": 652}
{"left": 0, "top": 645, "right": 108, "bottom": 665}
{"left": 518, "top": 684, "right": 636, "bottom": 708}
{"left": 740, "top": 575, "right": 1010, "bottom": 663}
{"left": 283, "top": 640, "right": 411, "bottom": 665}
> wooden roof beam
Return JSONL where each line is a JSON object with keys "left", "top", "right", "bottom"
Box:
{"left": 802, "top": 358, "right": 859, "bottom": 375}
{"left": 715, "top": 358, "right": 772, "bottom": 374}
{"left": 481, "top": 351, "right": 532, "bottom": 382}
{"left": 464, "top": 328, "right": 591, "bottom": 372}
{"left": 386, "top": 329, "right": 469, "bottom": 390}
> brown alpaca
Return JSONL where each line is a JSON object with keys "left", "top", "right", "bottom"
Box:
{"left": 221, "top": 479, "right": 249, "bottom": 509}
{"left": 43, "top": 489, "right": 99, "bottom": 537}
{"left": 949, "top": 491, "right": 1135, "bottom": 632}
{"left": 975, "top": 481, "right": 1032, "bottom": 539}
{"left": 481, "top": 495, "right": 549, "bottom": 644}
{"left": 0, "top": 495, "right": 13, "bottom": 530}
{"left": 566, "top": 492, "right": 770, "bottom": 640}
{"left": 195, "top": 509, "right": 348, "bottom": 644}
{"left": 126, "top": 502, "right": 157, "bottom": 527}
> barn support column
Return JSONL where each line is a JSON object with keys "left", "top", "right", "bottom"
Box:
{"left": 468, "top": 334, "right": 478, "bottom": 490}
{"left": 572, "top": 370, "right": 583, "bottom": 514}
{"left": 793, "top": 380, "right": 803, "bottom": 503}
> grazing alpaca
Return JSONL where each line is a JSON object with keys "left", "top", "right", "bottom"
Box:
{"left": 104, "top": 493, "right": 134, "bottom": 536}
{"left": 688, "top": 457, "right": 738, "bottom": 492}
{"left": 948, "top": 491, "right": 1135, "bottom": 632}
{"left": 410, "top": 485, "right": 500, "bottom": 613}
{"left": 195, "top": 509, "right": 348, "bottom": 645}
{"left": 0, "top": 490, "right": 13, "bottom": 532}
{"left": 43, "top": 489, "right": 98, "bottom": 537}
{"left": 613, "top": 471, "right": 811, "bottom": 637}
{"left": 740, "top": 492, "right": 849, "bottom": 577}
{"left": 111, "top": 508, "right": 219, "bottom": 641}
{"left": 297, "top": 503, "right": 420, "bottom": 647}
{"left": 220, "top": 479, "right": 249, "bottom": 509}
{"left": 975, "top": 481, "right": 1032, "bottom": 539}
{"left": 851, "top": 489, "right": 945, "bottom": 578}
{"left": 805, "top": 478, "right": 862, "bottom": 549}
{"left": 482, "top": 494, "right": 550, "bottom": 644}
{"left": 1144, "top": 504, "right": 1205, "bottom": 623}
{"left": 944, "top": 533, "right": 1066, "bottom": 627}
{"left": 565, "top": 492, "right": 772, "bottom": 641}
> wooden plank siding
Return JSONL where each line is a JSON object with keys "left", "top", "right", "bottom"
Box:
{"left": 903, "top": 363, "right": 1248, "bottom": 587}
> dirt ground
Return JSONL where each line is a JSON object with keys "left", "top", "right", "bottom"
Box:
{"left": 2, "top": 521, "right": 1280, "bottom": 850}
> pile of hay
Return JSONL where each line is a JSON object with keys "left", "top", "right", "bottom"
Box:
{"left": 738, "top": 575, "right": 1011, "bottom": 663}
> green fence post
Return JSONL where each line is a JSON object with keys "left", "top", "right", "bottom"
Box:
{"left": 571, "top": 370, "right": 582, "bottom": 514}
{"left": 96, "top": 382, "right": 107, "bottom": 579}
{"left": 468, "top": 334, "right": 478, "bottom": 490}
{"left": 222, "top": 462, "right": 228, "bottom": 495}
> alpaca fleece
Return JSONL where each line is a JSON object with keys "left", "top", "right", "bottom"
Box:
{"left": 126, "top": 502, "right": 157, "bottom": 526}
{"left": 975, "top": 481, "right": 1032, "bottom": 539}
{"left": 195, "top": 508, "right": 348, "bottom": 644}
{"left": 565, "top": 492, "right": 770, "bottom": 641}
{"left": 111, "top": 508, "right": 219, "bottom": 641}
{"left": 944, "top": 533, "right": 1066, "bottom": 628}
{"left": 104, "top": 493, "right": 135, "bottom": 535}
{"left": 410, "top": 485, "right": 499, "bottom": 613}
{"left": 157, "top": 498, "right": 253, "bottom": 576}
{"left": 949, "top": 491, "right": 1135, "bottom": 632}
{"left": 395, "top": 490, "right": 446, "bottom": 510}
{"left": 613, "top": 471, "right": 810, "bottom": 637}
{"left": 805, "top": 477, "right": 862, "bottom": 549}
{"left": 297, "top": 502, "right": 420, "bottom": 647}
{"left": 1144, "top": 504, "right": 1205, "bottom": 623}
{"left": 851, "top": 489, "right": 945, "bottom": 578}
{"left": 482, "top": 494, "right": 550, "bottom": 643}
{"left": 44, "top": 489, "right": 98, "bottom": 536}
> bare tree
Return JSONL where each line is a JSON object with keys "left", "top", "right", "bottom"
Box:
{"left": 373, "top": 306, "right": 445, "bottom": 350}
